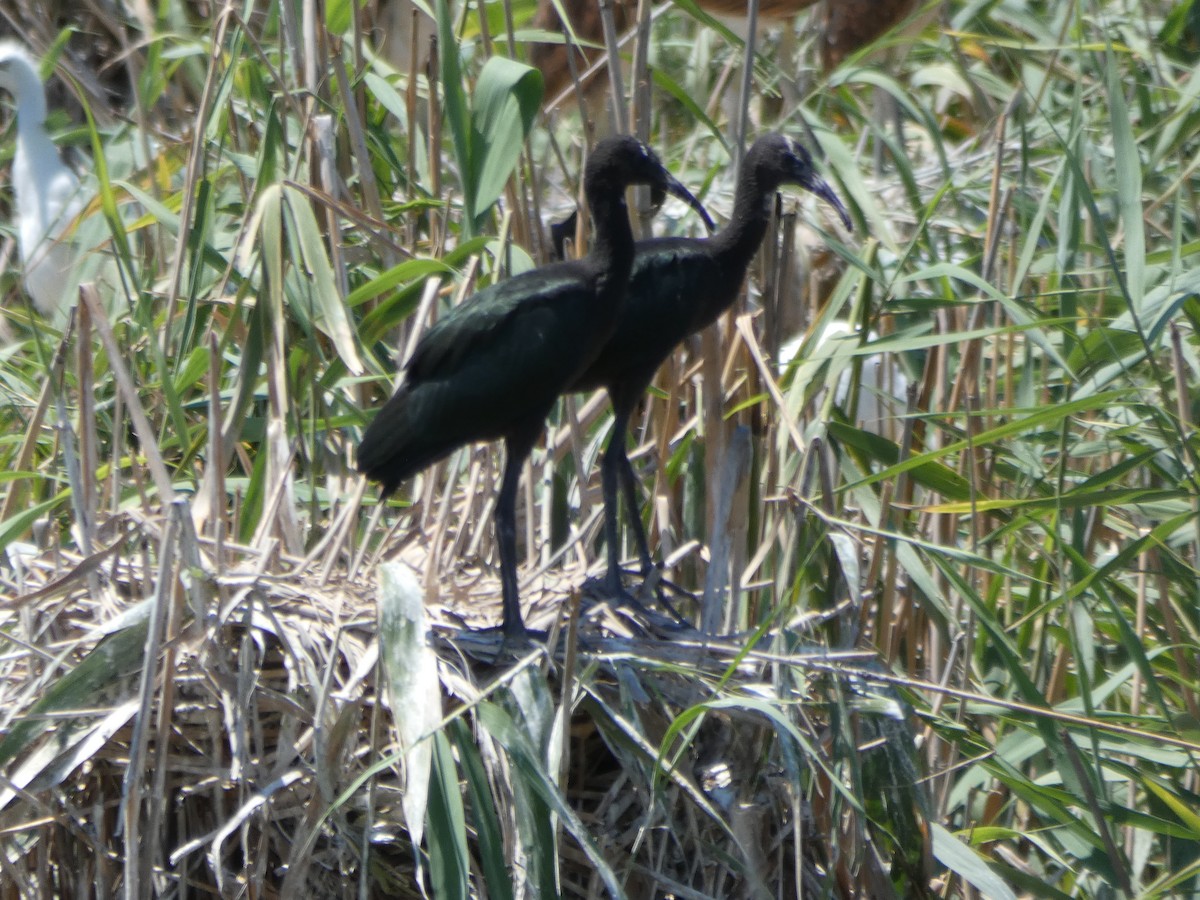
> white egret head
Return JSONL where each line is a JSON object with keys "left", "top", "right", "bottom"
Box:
{"left": 0, "top": 42, "right": 47, "bottom": 126}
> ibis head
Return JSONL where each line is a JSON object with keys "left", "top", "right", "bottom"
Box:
{"left": 582, "top": 134, "right": 713, "bottom": 233}
{"left": 746, "top": 133, "right": 851, "bottom": 231}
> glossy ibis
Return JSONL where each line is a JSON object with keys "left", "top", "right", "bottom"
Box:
{"left": 0, "top": 41, "right": 86, "bottom": 317}
{"left": 357, "top": 135, "right": 710, "bottom": 641}
{"left": 566, "top": 132, "right": 851, "bottom": 598}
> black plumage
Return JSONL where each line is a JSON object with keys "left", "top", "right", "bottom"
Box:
{"left": 567, "top": 133, "right": 853, "bottom": 598}
{"left": 357, "top": 135, "right": 710, "bottom": 641}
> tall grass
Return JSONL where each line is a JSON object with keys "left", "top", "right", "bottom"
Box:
{"left": 0, "top": 0, "right": 1198, "bottom": 895}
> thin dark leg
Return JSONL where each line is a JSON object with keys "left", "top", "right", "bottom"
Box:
{"left": 618, "top": 450, "right": 654, "bottom": 576}
{"left": 607, "top": 385, "right": 690, "bottom": 627}
{"left": 498, "top": 426, "right": 539, "bottom": 641}
{"left": 609, "top": 382, "right": 655, "bottom": 574}
{"left": 597, "top": 393, "right": 688, "bottom": 630}
{"left": 618, "top": 439, "right": 693, "bottom": 626}
{"left": 601, "top": 399, "right": 633, "bottom": 596}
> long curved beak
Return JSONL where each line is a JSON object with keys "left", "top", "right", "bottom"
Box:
{"left": 660, "top": 175, "right": 717, "bottom": 234}
{"left": 802, "top": 174, "right": 853, "bottom": 232}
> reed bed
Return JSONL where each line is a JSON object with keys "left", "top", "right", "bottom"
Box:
{"left": 0, "top": 0, "right": 1198, "bottom": 896}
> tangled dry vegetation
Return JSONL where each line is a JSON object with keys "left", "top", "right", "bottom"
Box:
{"left": 2, "top": 0, "right": 1200, "bottom": 897}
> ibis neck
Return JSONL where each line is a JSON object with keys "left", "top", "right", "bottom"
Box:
{"left": 585, "top": 187, "right": 635, "bottom": 286}
{"left": 711, "top": 164, "right": 776, "bottom": 272}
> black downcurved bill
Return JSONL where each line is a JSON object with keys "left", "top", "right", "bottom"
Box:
{"left": 803, "top": 174, "right": 853, "bottom": 232}
{"left": 661, "top": 174, "right": 716, "bottom": 234}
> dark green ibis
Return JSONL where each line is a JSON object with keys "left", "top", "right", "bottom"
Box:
{"left": 566, "top": 133, "right": 852, "bottom": 601}
{"left": 357, "top": 135, "right": 710, "bottom": 642}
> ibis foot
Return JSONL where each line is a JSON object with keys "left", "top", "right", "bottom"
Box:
{"left": 583, "top": 571, "right": 693, "bottom": 634}
{"left": 449, "top": 623, "right": 551, "bottom": 664}
{"left": 632, "top": 565, "right": 692, "bottom": 628}
{"left": 496, "top": 622, "right": 551, "bottom": 660}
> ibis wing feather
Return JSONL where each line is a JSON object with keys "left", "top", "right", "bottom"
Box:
{"left": 359, "top": 262, "right": 607, "bottom": 492}
{"left": 570, "top": 239, "right": 726, "bottom": 392}
{"left": 405, "top": 263, "right": 593, "bottom": 383}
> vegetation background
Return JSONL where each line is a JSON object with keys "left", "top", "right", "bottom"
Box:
{"left": 0, "top": 0, "right": 1198, "bottom": 896}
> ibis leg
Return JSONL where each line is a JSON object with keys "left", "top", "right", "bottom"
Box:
{"left": 605, "top": 385, "right": 691, "bottom": 627}
{"left": 498, "top": 426, "right": 539, "bottom": 641}
{"left": 608, "top": 384, "right": 656, "bottom": 575}
{"left": 605, "top": 384, "right": 659, "bottom": 586}
{"left": 618, "top": 449, "right": 654, "bottom": 576}
{"left": 618, "top": 432, "right": 691, "bottom": 626}
{"left": 601, "top": 400, "right": 633, "bottom": 596}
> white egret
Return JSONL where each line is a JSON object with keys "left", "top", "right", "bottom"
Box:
{"left": 0, "top": 41, "right": 85, "bottom": 317}
{"left": 781, "top": 320, "right": 910, "bottom": 440}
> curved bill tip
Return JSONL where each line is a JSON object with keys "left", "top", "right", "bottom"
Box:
{"left": 663, "top": 175, "right": 717, "bottom": 234}
{"left": 805, "top": 175, "right": 853, "bottom": 233}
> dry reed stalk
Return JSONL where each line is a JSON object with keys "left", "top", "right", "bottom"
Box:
{"left": 315, "top": 479, "right": 369, "bottom": 584}
{"left": 254, "top": 268, "right": 302, "bottom": 553}
{"left": 206, "top": 332, "right": 227, "bottom": 564}
{"left": 435, "top": 454, "right": 474, "bottom": 564}
{"left": 732, "top": 0, "right": 760, "bottom": 166}
{"left": 631, "top": 0, "right": 652, "bottom": 143}
{"left": 81, "top": 285, "right": 174, "bottom": 503}
{"left": 426, "top": 31, "right": 442, "bottom": 243}
{"left": 312, "top": 113, "right": 350, "bottom": 296}
{"left": 75, "top": 300, "right": 97, "bottom": 550}
{"left": 598, "top": 0, "right": 629, "bottom": 135}
{"left": 524, "top": 451, "right": 537, "bottom": 570}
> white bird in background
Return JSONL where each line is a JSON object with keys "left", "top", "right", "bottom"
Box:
{"left": 0, "top": 41, "right": 85, "bottom": 317}
{"left": 781, "top": 320, "right": 910, "bottom": 439}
